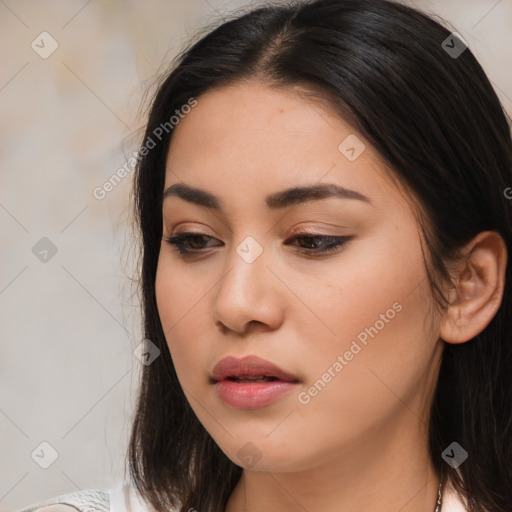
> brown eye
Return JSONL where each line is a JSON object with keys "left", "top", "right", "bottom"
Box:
{"left": 286, "top": 233, "right": 352, "bottom": 255}
{"left": 164, "top": 233, "right": 221, "bottom": 255}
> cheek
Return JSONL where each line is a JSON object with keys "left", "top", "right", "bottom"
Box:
{"left": 298, "top": 225, "right": 427, "bottom": 354}
{"left": 297, "top": 284, "right": 437, "bottom": 456}
{"left": 155, "top": 255, "right": 210, "bottom": 379}
{"left": 295, "top": 229, "right": 437, "bottom": 427}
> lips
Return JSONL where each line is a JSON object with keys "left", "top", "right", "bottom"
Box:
{"left": 211, "top": 355, "right": 300, "bottom": 383}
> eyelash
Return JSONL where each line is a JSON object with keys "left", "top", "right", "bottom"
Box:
{"left": 164, "top": 229, "right": 352, "bottom": 258}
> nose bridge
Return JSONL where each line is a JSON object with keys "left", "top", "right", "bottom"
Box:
{"left": 212, "top": 232, "right": 279, "bottom": 332}
{"left": 221, "top": 233, "right": 268, "bottom": 298}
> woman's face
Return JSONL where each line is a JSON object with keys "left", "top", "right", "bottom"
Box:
{"left": 155, "top": 80, "right": 444, "bottom": 472}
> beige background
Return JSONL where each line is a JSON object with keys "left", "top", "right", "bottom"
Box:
{"left": 1, "top": 0, "right": 511, "bottom": 510}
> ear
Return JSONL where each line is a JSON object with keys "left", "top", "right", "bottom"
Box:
{"left": 439, "top": 231, "right": 508, "bottom": 344}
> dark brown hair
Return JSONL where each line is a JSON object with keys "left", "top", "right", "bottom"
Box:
{"left": 127, "top": 1, "right": 512, "bottom": 510}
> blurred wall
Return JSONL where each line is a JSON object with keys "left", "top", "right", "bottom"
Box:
{"left": 1, "top": 0, "right": 510, "bottom": 510}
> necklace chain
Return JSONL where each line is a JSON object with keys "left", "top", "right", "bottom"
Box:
{"left": 434, "top": 475, "right": 445, "bottom": 512}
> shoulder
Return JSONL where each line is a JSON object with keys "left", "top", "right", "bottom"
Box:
{"left": 16, "top": 488, "right": 109, "bottom": 512}
{"left": 18, "top": 482, "right": 179, "bottom": 512}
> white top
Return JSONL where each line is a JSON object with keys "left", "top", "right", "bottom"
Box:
{"left": 18, "top": 479, "right": 469, "bottom": 512}
{"left": 108, "top": 482, "right": 155, "bottom": 512}
{"left": 442, "top": 480, "right": 470, "bottom": 512}
{"left": 111, "top": 481, "right": 470, "bottom": 512}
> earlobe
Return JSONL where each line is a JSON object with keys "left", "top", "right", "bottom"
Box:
{"left": 439, "top": 230, "right": 507, "bottom": 344}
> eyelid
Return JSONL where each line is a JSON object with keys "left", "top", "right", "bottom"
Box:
{"left": 168, "top": 226, "right": 344, "bottom": 240}
{"left": 290, "top": 226, "right": 340, "bottom": 236}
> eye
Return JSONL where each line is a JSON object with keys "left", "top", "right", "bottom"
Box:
{"left": 164, "top": 230, "right": 352, "bottom": 257}
{"left": 164, "top": 232, "right": 220, "bottom": 255}
{"left": 286, "top": 229, "right": 352, "bottom": 255}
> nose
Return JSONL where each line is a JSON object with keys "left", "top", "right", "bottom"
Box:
{"left": 211, "top": 241, "right": 285, "bottom": 336}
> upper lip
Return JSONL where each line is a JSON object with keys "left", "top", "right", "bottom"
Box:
{"left": 211, "top": 355, "right": 300, "bottom": 383}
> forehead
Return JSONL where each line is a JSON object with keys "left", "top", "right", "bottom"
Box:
{"left": 167, "top": 80, "right": 355, "bottom": 167}
{"left": 163, "top": 80, "right": 406, "bottom": 214}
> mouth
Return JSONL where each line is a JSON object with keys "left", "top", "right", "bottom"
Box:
{"left": 210, "top": 355, "right": 300, "bottom": 409}
{"left": 224, "top": 375, "right": 283, "bottom": 383}
{"left": 210, "top": 355, "right": 300, "bottom": 384}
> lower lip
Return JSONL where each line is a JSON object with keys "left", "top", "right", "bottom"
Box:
{"left": 215, "top": 379, "right": 298, "bottom": 409}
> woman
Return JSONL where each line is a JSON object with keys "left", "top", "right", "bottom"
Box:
{"left": 19, "top": 0, "right": 512, "bottom": 511}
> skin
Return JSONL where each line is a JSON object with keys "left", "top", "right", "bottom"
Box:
{"left": 154, "top": 80, "right": 507, "bottom": 512}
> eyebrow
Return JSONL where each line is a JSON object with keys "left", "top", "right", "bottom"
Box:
{"left": 162, "top": 182, "right": 372, "bottom": 210}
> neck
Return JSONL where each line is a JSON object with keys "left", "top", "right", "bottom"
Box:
{"left": 225, "top": 413, "right": 442, "bottom": 512}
